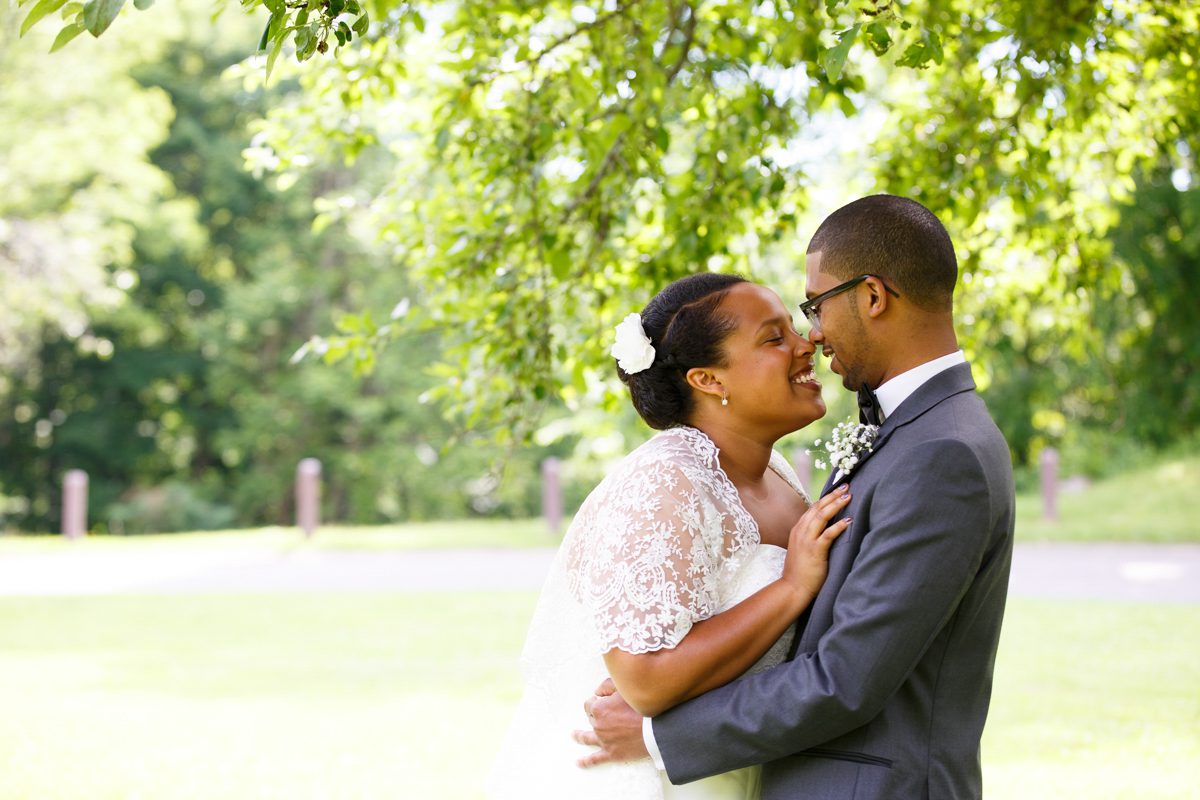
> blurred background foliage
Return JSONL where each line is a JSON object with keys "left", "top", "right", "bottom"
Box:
{"left": 1, "top": 0, "right": 1197, "bottom": 532}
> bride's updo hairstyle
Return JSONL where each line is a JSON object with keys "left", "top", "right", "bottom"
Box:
{"left": 617, "top": 273, "right": 748, "bottom": 430}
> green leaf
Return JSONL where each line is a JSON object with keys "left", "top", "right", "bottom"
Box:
{"left": 896, "top": 28, "right": 944, "bottom": 69}
{"left": 19, "top": 0, "right": 68, "bottom": 37}
{"left": 49, "top": 20, "right": 85, "bottom": 50}
{"left": 132, "top": 0, "right": 152, "bottom": 10}
{"left": 264, "top": 23, "right": 286, "bottom": 79}
{"left": 295, "top": 26, "right": 316, "bottom": 61}
{"left": 654, "top": 124, "right": 669, "bottom": 152}
{"left": 864, "top": 21, "right": 892, "bottom": 55}
{"left": 352, "top": 11, "right": 368, "bottom": 36}
{"left": 328, "top": 0, "right": 344, "bottom": 16}
{"left": 82, "top": 0, "right": 125, "bottom": 36}
{"left": 822, "top": 24, "right": 860, "bottom": 83}
{"left": 548, "top": 246, "right": 571, "bottom": 280}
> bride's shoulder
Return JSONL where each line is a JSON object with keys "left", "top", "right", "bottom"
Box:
{"left": 589, "top": 427, "right": 717, "bottom": 498}
{"left": 629, "top": 425, "right": 718, "bottom": 467}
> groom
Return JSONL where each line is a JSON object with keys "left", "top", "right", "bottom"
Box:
{"left": 577, "top": 194, "right": 1015, "bottom": 799}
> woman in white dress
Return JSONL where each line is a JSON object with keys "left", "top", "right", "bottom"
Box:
{"left": 488, "top": 274, "right": 850, "bottom": 799}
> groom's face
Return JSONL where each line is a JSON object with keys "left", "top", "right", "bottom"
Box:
{"left": 804, "top": 250, "right": 870, "bottom": 392}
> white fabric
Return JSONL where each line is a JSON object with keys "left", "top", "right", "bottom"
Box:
{"left": 487, "top": 426, "right": 808, "bottom": 799}
{"left": 873, "top": 350, "right": 965, "bottom": 420}
{"left": 643, "top": 714, "right": 666, "bottom": 771}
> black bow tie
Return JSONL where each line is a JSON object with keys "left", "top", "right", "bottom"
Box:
{"left": 858, "top": 386, "right": 884, "bottom": 427}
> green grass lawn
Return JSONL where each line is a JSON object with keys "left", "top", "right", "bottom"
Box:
{"left": 1013, "top": 454, "right": 1200, "bottom": 543}
{"left": 1, "top": 593, "right": 1196, "bottom": 799}
{"left": 0, "top": 518, "right": 560, "bottom": 555}
{"left": 0, "top": 593, "right": 532, "bottom": 799}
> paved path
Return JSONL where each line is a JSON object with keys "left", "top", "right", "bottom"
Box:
{"left": 1, "top": 543, "right": 1198, "bottom": 601}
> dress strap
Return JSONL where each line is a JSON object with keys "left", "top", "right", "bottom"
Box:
{"left": 768, "top": 449, "right": 810, "bottom": 503}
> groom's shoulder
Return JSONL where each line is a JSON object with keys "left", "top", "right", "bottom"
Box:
{"left": 890, "top": 390, "right": 1007, "bottom": 459}
{"left": 911, "top": 391, "right": 1013, "bottom": 477}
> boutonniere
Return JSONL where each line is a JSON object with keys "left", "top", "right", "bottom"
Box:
{"left": 812, "top": 420, "right": 879, "bottom": 475}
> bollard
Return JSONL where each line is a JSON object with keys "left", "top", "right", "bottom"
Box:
{"left": 62, "top": 470, "right": 88, "bottom": 540}
{"left": 1040, "top": 447, "right": 1059, "bottom": 522}
{"left": 791, "top": 448, "right": 813, "bottom": 495}
{"left": 296, "top": 458, "right": 322, "bottom": 538}
{"left": 541, "top": 457, "right": 563, "bottom": 535}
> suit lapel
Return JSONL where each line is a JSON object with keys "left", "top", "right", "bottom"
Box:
{"left": 824, "top": 363, "right": 978, "bottom": 492}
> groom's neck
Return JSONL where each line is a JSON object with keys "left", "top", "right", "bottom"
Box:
{"left": 874, "top": 316, "right": 959, "bottom": 386}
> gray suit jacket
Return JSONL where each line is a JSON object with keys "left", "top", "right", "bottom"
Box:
{"left": 652, "top": 363, "right": 1015, "bottom": 799}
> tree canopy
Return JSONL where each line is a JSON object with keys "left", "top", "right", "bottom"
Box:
{"left": 7, "top": 0, "right": 1199, "bottom": 529}
{"left": 1, "top": 7, "right": 575, "bottom": 532}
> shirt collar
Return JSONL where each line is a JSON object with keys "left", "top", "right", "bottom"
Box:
{"left": 874, "top": 350, "right": 966, "bottom": 420}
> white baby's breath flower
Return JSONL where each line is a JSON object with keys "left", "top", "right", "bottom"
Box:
{"left": 610, "top": 313, "right": 656, "bottom": 374}
{"left": 817, "top": 419, "right": 879, "bottom": 475}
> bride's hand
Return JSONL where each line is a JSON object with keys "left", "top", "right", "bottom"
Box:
{"left": 781, "top": 485, "right": 852, "bottom": 601}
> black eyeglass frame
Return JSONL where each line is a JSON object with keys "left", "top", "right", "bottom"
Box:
{"left": 798, "top": 274, "right": 900, "bottom": 327}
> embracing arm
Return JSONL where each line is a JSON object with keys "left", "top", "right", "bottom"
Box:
{"left": 651, "top": 438, "right": 1007, "bottom": 782}
{"left": 605, "top": 486, "right": 852, "bottom": 717}
{"left": 605, "top": 580, "right": 803, "bottom": 717}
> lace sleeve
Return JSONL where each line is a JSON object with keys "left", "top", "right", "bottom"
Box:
{"left": 564, "top": 430, "right": 754, "bottom": 655}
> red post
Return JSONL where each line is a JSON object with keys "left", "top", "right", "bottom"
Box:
{"left": 1040, "top": 447, "right": 1059, "bottom": 522}
{"left": 541, "top": 457, "right": 563, "bottom": 535}
{"left": 62, "top": 470, "right": 88, "bottom": 540}
{"left": 296, "top": 458, "right": 321, "bottom": 538}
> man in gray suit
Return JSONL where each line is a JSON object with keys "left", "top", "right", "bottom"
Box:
{"left": 578, "top": 194, "right": 1015, "bottom": 799}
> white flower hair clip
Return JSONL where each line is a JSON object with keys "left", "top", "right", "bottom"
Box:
{"left": 610, "top": 313, "right": 656, "bottom": 374}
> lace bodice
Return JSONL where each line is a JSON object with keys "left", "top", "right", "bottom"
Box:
{"left": 564, "top": 426, "right": 807, "bottom": 656}
{"left": 487, "top": 427, "right": 808, "bottom": 799}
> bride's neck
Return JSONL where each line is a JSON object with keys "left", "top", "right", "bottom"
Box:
{"left": 692, "top": 422, "right": 775, "bottom": 489}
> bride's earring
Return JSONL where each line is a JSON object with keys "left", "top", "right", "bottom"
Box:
{"left": 721, "top": 391, "right": 729, "bottom": 407}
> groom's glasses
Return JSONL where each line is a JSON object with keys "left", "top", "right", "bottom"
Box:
{"left": 799, "top": 274, "right": 900, "bottom": 331}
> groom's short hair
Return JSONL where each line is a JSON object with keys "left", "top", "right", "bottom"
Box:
{"left": 807, "top": 195, "right": 957, "bottom": 312}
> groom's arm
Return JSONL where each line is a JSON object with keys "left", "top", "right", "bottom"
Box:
{"left": 650, "top": 438, "right": 999, "bottom": 784}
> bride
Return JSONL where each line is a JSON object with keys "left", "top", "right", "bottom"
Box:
{"left": 487, "top": 273, "right": 849, "bottom": 799}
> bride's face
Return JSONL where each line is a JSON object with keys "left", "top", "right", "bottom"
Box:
{"left": 707, "top": 283, "right": 826, "bottom": 435}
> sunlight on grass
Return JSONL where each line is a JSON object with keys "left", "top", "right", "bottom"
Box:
{"left": 0, "top": 518, "right": 558, "bottom": 555}
{"left": 1, "top": 593, "right": 1196, "bottom": 798}
{"left": 0, "top": 593, "right": 536, "bottom": 799}
{"left": 984, "top": 600, "right": 1200, "bottom": 799}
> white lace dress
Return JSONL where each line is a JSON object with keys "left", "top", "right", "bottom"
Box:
{"left": 487, "top": 426, "right": 809, "bottom": 800}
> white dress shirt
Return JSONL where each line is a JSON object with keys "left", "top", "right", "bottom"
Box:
{"left": 641, "top": 349, "right": 968, "bottom": 769}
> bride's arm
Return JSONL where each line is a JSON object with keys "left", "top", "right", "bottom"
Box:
{"left": 602, "top": 486, "right": 852, "bottom": 716}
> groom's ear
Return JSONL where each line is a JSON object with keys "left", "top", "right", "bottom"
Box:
{"left": 685, "top": 368, "right": 724, "bottom": 400}
{"left": 863, "top": 276, "right": 892, "bottom": 319}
